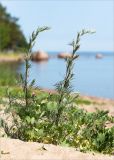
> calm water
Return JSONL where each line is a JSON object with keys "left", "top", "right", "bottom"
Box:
{"left": 17, "top": 52, "right": 114, "bottom": 99}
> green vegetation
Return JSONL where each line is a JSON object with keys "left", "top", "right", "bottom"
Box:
{"left": 0, "top": 62, "right": 19, "bottom": 86}
{"left": 1, "top": 87, "right": 114, "bottom": 154}
{"left": 0, "top": 27, "right": 114, "bottom": 155}
{"left": 75, "top": 98, "right": 92, "bottom": 105}
{"left": 0, "top": 3, "right": 28, "bottom": 51}
{"left": 0, "top": 86, "right": 93, "bottom": 106}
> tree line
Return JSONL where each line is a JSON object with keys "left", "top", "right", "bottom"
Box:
{"left": 0, "top": 3, "right": 28, "bottom": 51}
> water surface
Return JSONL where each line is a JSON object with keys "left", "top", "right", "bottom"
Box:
{"left": 18, "top": 52, "right": 114, "bottom": 99}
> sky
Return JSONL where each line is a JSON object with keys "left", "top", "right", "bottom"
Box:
{"left": 0, "top": 0, "right": 114, "bottom": 52}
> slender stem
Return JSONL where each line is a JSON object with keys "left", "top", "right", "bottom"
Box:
{"left": 25, "top": 58, "right": 28, "bottom": 107}
{"left": 23, "top": 27, "right": 50, "bottom": 108}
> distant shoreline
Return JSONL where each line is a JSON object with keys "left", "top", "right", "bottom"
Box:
{"left": 0, "top": 53, "right": 24, "bottom": 63}
{"left": 0, "top": 51, "right": 114, "bottom": 63}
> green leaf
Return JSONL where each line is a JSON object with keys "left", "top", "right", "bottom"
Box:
{"left": 41, "top": 99, "right": 48, "bottom": 104}
{"left": 25, "top": 116, "right": 31, "bottom": 124}
{"left": 31, "top": 117, "right": 35, "bottom": 125}
{"left": 47, "top": 101, "right": 58, "bottom": 112}
{"left": 30, "top": 79, "right": 35, "bottom": 87}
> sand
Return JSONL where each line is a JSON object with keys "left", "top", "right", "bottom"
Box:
{"left": 0, "top": 137, "right": 114, "bottom": 160}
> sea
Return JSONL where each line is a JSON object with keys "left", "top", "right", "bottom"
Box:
{"left": 17, "top": 51, "right": 114, "bottom": 99}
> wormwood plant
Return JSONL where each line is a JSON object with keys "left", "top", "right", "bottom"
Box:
{"left": 0, "top": 26, "right": 50, "bottom": 138}
{"left": 20, "top": 26, "right": 50, "bottom": 107}
{"left": 55, "top": 29, "right": 95, "bottom": 125}
{"left": 1, "top": 28, "right": 114, "bottom": 154}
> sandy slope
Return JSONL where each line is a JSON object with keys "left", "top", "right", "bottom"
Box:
{"left": 0, "top": 138, "right": 114, "bottom": 160}
{"left": 79, "top": 95, "right": 114, "bottom": 116}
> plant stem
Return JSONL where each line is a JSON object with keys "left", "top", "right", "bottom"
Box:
{"left": 25, "top": 58, "right": 28, "bottom": 107}
{"left": 23, "top": 27, "right": 50, "bottom": 108}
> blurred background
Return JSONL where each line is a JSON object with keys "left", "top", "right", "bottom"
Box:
{"left": 0, "top": 0, "right": 114, "bottom": 99}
